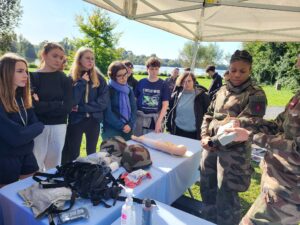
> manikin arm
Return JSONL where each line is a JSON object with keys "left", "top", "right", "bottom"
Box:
{"left": 131, "top": 135, "right": 187, "bottom": 156}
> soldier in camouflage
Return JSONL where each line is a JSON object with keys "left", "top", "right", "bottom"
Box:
{"left": 239, "top": 54, "right": 300, "bottom": 225}
{"left": 200, "top": 50, "right": 267, "bottom": 225}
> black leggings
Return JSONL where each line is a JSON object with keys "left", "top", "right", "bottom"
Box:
{"left": 174, "top": 125, "right": 198, "bottom": 140}
{"left": 62, "top": 117, "right": 100, "bottom": 164}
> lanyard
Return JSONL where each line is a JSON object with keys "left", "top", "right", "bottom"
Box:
{"left": 15, "top": 98, "right": 28, "bottom": 126}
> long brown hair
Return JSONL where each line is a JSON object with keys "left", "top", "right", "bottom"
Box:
{"left": 176, "top": 71, "right": 197, "bottom": 87}
{"left": 71, "top": 47, "right": 99, "bottom": 87}
{"left": 0, "top": 53, "right": 31, "bottom": 112}
{"left": 39, "top": 42, "right": 65, "bottom": 69}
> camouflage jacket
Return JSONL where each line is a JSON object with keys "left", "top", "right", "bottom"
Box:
{"left": 253, "top": 91, "right": 300, "bottom": 203}
{"left": 201, "top": 78, "right": 267, "bottom": 148}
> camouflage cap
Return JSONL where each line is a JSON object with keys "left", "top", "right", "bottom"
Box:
{"left": 100, "top": 136, "right": 127, "bottom": 157}
{"left": 121, "top": 144, "right": 152, "bottom": 172}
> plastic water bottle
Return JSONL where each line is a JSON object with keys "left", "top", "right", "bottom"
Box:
{"left": 142, "top": 198, "right": 153, "bottom": 225}
{"left": 121, "top": 188, "right": 136, "bottom": 225}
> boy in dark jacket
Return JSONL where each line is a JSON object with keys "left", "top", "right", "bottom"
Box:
{"left": 206, "top": 65, "right": 223, "bottom": 99}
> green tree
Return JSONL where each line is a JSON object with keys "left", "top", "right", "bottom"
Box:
{"left": 179, "top": 42, "right": 206, "bottom": 68}
{"left": 202, "top": 43, "right": 223, "bottom": 66}
{"left": 244, "top": 42, "right": 300, "bottom": 89}
{"left": 179, "top": 42, "right": 223, "bottom": 68}
{"left": 17, "top": 35, "right": 37, "bottom": 62}
{"left": 59, "top": 37, "right": 76, "bottom": 56}
{"left": 0, "top": 0, "right": 22, "bottom": 54}
{"left": 74, "top": 9, "right": 120, "bottom": 74}
{"left": 24, "top": 43, "right": 36, "bottom": 62}
{"left": 9, "top": 35, "right": 37, "bottom": 62}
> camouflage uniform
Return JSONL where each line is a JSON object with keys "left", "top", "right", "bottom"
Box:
{"left": 200, "top": 79, "right": 267, "bottom": 225}
{"left": 240, "top": 92, "right": 300, "bottom": 225}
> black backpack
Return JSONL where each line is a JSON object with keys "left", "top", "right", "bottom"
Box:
{"left": 33, "top": 161, "right": 156, "bottom": 225}
{"left": 33, "top": 161, "right": 123, "bottom": 207}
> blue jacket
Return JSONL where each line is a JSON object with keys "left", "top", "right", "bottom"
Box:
{"left": 69, "top": 74, "right": 110, "bottom": 124}
{"left": 103, "top": 86, "right": 137, "bottom": 135}
{"left": 0, "top": 99, "right": 44, "bottom": 156}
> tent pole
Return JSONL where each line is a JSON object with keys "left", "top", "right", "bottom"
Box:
{"left": 191, "top": 41, "right": 199, "bottom": 72}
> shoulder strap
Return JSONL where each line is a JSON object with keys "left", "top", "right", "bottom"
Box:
{"left": 46, "top": 191, "right": 76, "bottom": 225}
{"left": 32, "top": 171, "right": 70, "bottom": 189}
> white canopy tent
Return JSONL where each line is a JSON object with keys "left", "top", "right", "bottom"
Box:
{"left": 83, "top": 0, "right": 300, "bottom": 42}
{"left": 83, "top": 0, "right": 300, "bottom": 69}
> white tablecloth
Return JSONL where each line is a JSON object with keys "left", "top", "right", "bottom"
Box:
{"left": 112, "top": 200, "right": 215, "bottom": 225}
{"left": 0, "top": 133, "right": 201, "bottom": 225}
{"left": 128, "top": 132, "right": 201, "bottom": 204}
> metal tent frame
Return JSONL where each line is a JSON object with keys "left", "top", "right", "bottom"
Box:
{"left": 84, "top": 0, "right": 300, "bottom": 42}
{"left": 84, "top": 0, "right": 300, "bottom": 70}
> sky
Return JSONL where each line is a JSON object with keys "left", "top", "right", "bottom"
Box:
{"left": 16, "top": 0, "right": 241, "bottom": 60}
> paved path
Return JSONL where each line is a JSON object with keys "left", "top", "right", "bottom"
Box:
{"left": 264, "top": 106, "right": 285, "bottom": 119}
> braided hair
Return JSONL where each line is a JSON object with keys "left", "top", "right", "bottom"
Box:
{"left": 230, "top": 50, "right": 253, "bottom": 65}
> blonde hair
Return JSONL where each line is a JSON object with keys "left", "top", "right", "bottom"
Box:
{"left": 39, "top": 42, "right": 65, "bottom": 69}
{"left": 71, "top": 47, "right": 99, "bottom": 87}
{"left": 0, "top": 53, "right": 32, "bottom": 112}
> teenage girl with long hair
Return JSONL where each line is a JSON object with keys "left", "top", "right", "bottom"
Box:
{"left": 0, "top": 53, "right": 44, "bottom": 187}
{"left": 62, "top": 47, "right": 109, "bottom": 164}
{"left": 31, "top": 42, "right": 72, "bottom": 171}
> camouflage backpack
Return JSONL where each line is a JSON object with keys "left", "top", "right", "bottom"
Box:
{"left": 121, "top": 144, "right": 152, "bottom": 172}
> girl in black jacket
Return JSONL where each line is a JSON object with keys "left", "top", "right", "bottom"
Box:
{"left": 0, "top": 53, "right": 44, "bottom": 187}
{"left": 62, "top": 47, "right": 109, "bottom": 164}
{"left": 167, "top": 72, "right": 210, "bottom": 140}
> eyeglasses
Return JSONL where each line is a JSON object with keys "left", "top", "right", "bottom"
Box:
{"left": 116, "top": 72, "right": 128, "bottom": 79}
{"left": 125, "top": 64, "right": 133, "bottom": 69}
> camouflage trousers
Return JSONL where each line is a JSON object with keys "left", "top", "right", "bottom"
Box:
{"left": 240, "top": 188, "right": 300, "bottom": 225}
{"left": 200, "top": 145, "right": 253, "bottom": 225}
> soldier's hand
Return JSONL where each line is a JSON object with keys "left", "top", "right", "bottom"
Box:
{"left": 201, "top": 136, "right": 216, "bottom": 151}
{"left": 225, "top": 127, "right": 251, "bottom": 142}
{"left": 229, "top": 117, "right": 240, "bottom": 127}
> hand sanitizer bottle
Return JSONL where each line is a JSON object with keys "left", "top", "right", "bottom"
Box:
{"left": 121, "top": 188, "right": 136, "bottom": 225}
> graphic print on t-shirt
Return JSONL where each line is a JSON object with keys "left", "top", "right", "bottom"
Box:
{"left": 142, "top": 88, "right": 161, "bottom": 111}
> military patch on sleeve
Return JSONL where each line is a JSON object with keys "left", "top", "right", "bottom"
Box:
{"left": 249, "top": 95, "right": 266, "bottom": 116}
{"left": 288, "top": 97, "right": 299, "bottom": 110}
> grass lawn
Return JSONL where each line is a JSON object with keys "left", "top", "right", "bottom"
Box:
{"left": 197, "top": 76, "right": 294, "bottom": 106}
{"left": 135, "top": 74, "right": 294, "bottom": 106}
